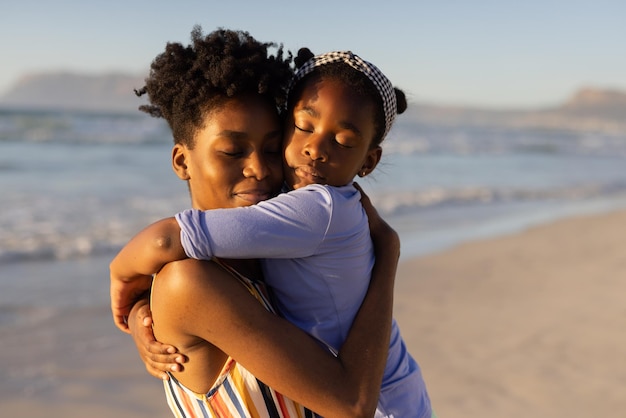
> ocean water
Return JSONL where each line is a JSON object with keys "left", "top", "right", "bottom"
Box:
{"left": 1, "top": 108, "right": 626, "bottom": 310}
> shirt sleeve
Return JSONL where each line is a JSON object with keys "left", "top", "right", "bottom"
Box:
{"left": 176, "top": 185, "right": 333, "bottom": 260}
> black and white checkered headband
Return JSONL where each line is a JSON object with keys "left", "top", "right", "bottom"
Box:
{"left": 290, "top": 51, "right": 397, "bottom": 140}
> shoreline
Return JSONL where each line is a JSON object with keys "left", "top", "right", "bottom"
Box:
{"left": 1, "top": 208, "right": 625, "bottom": 417}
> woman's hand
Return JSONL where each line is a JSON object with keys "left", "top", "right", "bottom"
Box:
{"left": 128, "top": 297, "right": 187, "bottom": 380}
{"left": 110, "top": 217, "right": 187, "bottom": 333}
{"left": 110, "top": 273, "right": 153, "bottom": 333}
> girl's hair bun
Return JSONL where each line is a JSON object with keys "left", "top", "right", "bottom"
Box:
{"left": 294, "top": 48, "right": 315, "bottom": 69}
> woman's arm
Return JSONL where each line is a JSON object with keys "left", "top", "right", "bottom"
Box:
{"left": 149, "top": 188, "right": 398, "bottom": 417}
{"left": 153, "top": 247, "right": 395, "bottom": 417}
{"left": 110, "top": 217, "right": 186, "bottom": 332}
{"left": 112, "top": 187, "right": 330, "bottom": 332}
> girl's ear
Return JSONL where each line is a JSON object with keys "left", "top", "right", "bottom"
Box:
{"left": 172, "top": 144, "right": 190, "bottom": 180}
{"left": 358, "top": 146, "right": 382, "bottom": 177}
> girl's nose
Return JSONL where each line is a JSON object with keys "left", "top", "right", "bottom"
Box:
{"left": 303, "top": 135, "right": 328, "bottom": 161}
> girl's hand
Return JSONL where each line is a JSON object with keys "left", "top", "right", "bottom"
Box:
{"left": 128, "top": 298, "right": 187, "bottom": 380}
{"left": 354, "top": 182, "right": 400, "bottom": 258}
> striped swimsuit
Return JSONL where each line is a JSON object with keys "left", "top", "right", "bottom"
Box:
{"left": 162, "top": 259, "right": 314, "bottom": 418}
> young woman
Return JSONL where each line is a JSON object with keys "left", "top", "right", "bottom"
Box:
{"left": 110, "top": 27, "right": 401, "bottom": 417}
{"left": 112, "top": 46, "right": 433, "bottom": 417}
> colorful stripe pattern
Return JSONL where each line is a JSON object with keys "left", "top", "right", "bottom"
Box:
{"left": 162, "top": 259, "right": 314, "bottom": 418}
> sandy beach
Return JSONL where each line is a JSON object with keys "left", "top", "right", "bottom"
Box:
{"left": 2, "top": 209, "right": 625, "bottom": 417}
{"left": 397, "top": 209, "right": 626, "bottom": 417}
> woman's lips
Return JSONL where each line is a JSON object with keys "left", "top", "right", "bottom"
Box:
{"left": 235, "top": 189, "right": 272, "bottom": 204}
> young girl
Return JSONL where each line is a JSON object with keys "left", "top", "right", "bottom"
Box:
{"left": 112, "top": 48, "right": 433, "bottom": 418}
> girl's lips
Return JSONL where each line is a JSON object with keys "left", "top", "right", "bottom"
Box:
{"left": 294, "top": 166, "right": 325, "bottom": 183}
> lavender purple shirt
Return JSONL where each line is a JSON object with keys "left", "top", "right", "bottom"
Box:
{"left": 176, "top": 183, "right": 432, "bottom": 418}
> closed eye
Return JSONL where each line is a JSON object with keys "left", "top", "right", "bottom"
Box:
{"left": 220, "top": 150, "right": 244, "bottom": 157}
{"left": 295, "top": 124, "right": 313, "bottom": 133}
{"left": 334, "top": 139, "right": 354, "bottom": 149}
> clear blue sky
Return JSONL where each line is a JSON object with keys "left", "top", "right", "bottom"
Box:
{"left": 1, "top": 0, "right": 625, "bottom": 108}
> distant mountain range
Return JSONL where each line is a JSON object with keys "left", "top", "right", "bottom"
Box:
{"left": 0, "top": 72, "right": 148, "bottom": 113}
{"left": 405, "top": 87, "right": 626, "bottom": 134}
{"left": 1, "top": 72, "right": 625, "bottom": 133}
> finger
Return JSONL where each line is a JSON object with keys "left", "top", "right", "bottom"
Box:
{"left": 353, "top": 182, "right": 371, "bottom": 204}
{"left": 113, "top": 315, "right": 131, "bottom": 334}
{"left": 142, "top": 315, "right": 153, "bottom": 327}
{"left": 136, "top": 302, "right": 152, "bottom": 320}
{"left": 146, "top": 340, "right": 180, "bottom": 356}
{"left": 134, "top": 302, "right": 156, "bottom": 328}
{"left": 144, "top": 352, "right": 186, "bottom": 373}
{"left": 138, "top": 340, "right": 186, "bottom": 378}
{"left": 144, "top": 363, "right": 171, "bottom": 380}
{"left": 146, "top": 344, "right": 187, "bottom": 363}
{"left": 136, "top": 319, "right": 180, "bottom": 355}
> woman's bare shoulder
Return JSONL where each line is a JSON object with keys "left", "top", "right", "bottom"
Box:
{"left": 152, "top": 259, "right": 233, "bottom": 306}
{"left": 159, "top": 258, "right": 223, "bottom": 279}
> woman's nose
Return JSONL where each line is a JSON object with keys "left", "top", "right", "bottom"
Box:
{"left": 243, "top": 153, "right": 269, "bottom": 180}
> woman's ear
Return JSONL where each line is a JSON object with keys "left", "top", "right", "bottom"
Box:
{"left": 359, "top": 146, "right": 382, "bottom": 177}
{"left": 172, "top": 144, "right": 190, "bottom": 180}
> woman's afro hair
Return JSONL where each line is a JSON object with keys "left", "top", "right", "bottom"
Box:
{"left": 135, "top": 26, "right": 294, "bottom": 147}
